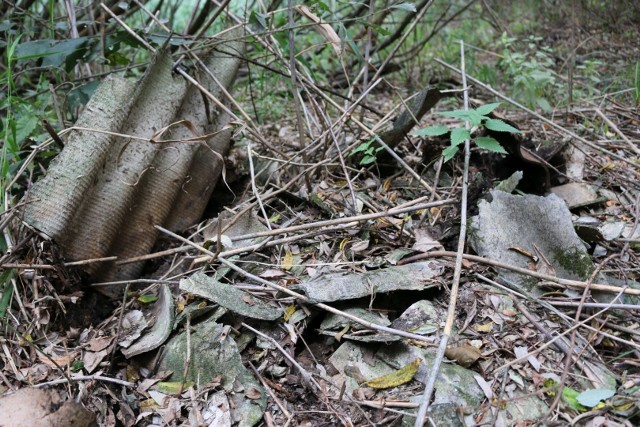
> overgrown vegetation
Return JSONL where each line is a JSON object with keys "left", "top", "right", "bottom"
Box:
{"left": 1, "top": 0, "right": 639, "bottom": 426}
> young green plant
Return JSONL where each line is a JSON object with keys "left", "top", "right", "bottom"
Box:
{"left": 413, "top": 102, "right": 521, "bottom": 162}
{"left": 352, "top": 138, "right": 383, "bottom": 165}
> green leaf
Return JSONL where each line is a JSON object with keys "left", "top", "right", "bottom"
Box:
{"left": 439, "top": 109, "right": 471, "bottom": 120}
{"left": 14, "top": 108, "right": 39, "bottom": 144}
{"left": 249, "top": 11, "right": 267, "bottom": 31}
{"left": 413, "top": 125, "right": 449, "bottom": 136}
{"left": 360, "top": 155, "right": 376, "bottom": 165}
{"left": 450, "top": 127, "right": 470, "bottom": 145}
{"left": 562, "top": 386, "right": 587, "bottom": 412}
{"left": 352, "top": 140, "right": 374, "bottom": 154}
{"left": 467, "top": 110, "right": 484, "bottom": 127}
{"left": 308, "top": 1, "right": 331, "bottom": 13}
{"left": 71, "top": 360, "right": 84, "bottom": 372}
{"left": 475, "top": 136, "right": 507, "bottom": 154}
{"left": 484, "top": 118, "right": 522, "bottom": 134}
{"left": 0, "top": 269, "right": 15, "bottom": 319}
{"left": 66, "top": 80, "right": 100, "bottom": 113}
{"left": 16, "top": 37, "right": 91, "bottom": 71}
{"left": 475, "top": 102, "right": 502, "bottom": 116}
{"left": 576, "top": 389, "right": 615, "bottom": 408}
{"left": 442, "top": 145, "right": 459, "bottom": 162}
{"left": 137, "top": 294, "right": 158, "bottom": 304}
{"left": 536, "top": 97, "right": 552, "bottom": 112}
{"left": 390, "top": 3, "right": 417, "bottom": 12}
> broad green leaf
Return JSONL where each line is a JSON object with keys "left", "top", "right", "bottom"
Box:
{"left": 484, "top": 118, "right": 522, "bottom": 134}
{"left": 450, "top": 127, "right": 470, "bottom": 145}
{"left": 361, "top": 155, "right": 376, "bottom": 165}
{"left": 536, "top": 97, "right": 552, "bottom": 112}
{"left": 476, "top": 102, "right": 502, "bottom": 116}
{"left": 442, "top": 145, "right": 459, "bottom": 162}
{"left": 249, "top": 11, "right": 267, "bottom": 31}
{"left": 413, "top": 125, "right": 448, "bottom": 136}
{"left": 16, "top": 37, "right": 90, "bottom": 70}
{"left": 467, "top": 110, "right": 484, "bottom": 127}
{"left": 475, "top": 136, "right": 507, "bottom": 154}
{"left": 308, "top": 1, "right": 331, "bottom": 13}
{"left": 352, "top": 140, "right": 374, "bottom": 154}
{"left": 576, "top": 389, "right": 615, "bottom": 408}
{"left": 439, "top": 109, "right": 471, "bottom": 120}
{"left": 67, "top": 81, "right": 101, "bottom": 113}
{"left": 6, "top": 34, "right": 23, "bottom": 59}
{"left": 15, "top": 109, "right": 39, "bottom": 144}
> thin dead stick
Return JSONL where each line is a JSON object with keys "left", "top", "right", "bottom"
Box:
{"left": 308, "top": 83, "right": 439, "bottom": 195}
{"left": 477, "top": 273, "right": 639, "bottom": 353}
{"left": 191, "top": 223, "right": 360, "bottom": 265}
{"left": 241, "top": 322, "right": 349, "bottom": 424}
{"left": 115, "top": 245, "right": 191, "bottom": 265}
{"left": 247, "top": 143, "right": 272, "bottom": 230}
{"left": 65, "top": 256, "right": 118, "bottom": 266}
{"left": 401, "top": 251, "right": 640, "bottom": 296}
{"left": 2, "top": 255, "right": 117, "bottom": 269}
{"left": 435, "top": 58, "right": 640, "bottom": 168}
{"left": 309, "top": 95, "right": 359, "bottom": 214}
{"left": 546, "top": 301, "right": 640, "bottom": 310}
{"left": 155, "top": 225, "right": 439, "bottom": 344}
{"left": 367, "top": 0, "right": 435, "bottom": 89}
{"left": 242, "top": 322, "right": 319, "bottom": 392}
{"left": 0, "top": 263, "right": 56, "bottom": 270}
{"left": 247, "top": 362, "right": 292, "bottom": 418}
{"left": 34, "top": 374, "right": 135, "bottom": 388}
{"left": 100, "top": 3, "right": 156, "bottom": 52}
{"left": 226, "top": 199, "right": 453, "bottom": 243}
{"left": 91, "top": 278, "right": 179, "bottom": 288}
{"left": 593, "top": 108, "right": 640, "bottom": 156}
{"left": 213, "top": 5, "right": 439, "bottom": 196}
{"left": 415, "top": 40, "right": 470, "bottom": 427}
{"left": 494, "top": 299, "right": 624, "bottom": 375}
{"left": 545, "top": 254, "right": 616, "bottom": 420}
{"left": 287, "top": 0, "right": 312, "bottom": 194}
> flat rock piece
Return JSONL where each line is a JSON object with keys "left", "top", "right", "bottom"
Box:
{"left": 551, "top": 182, "right": 605, "bottom": 209}
{"left": 470, "top": 190, "right": 593, "bottom": 292}
{"left": 292, "top": 261, "right": 444, "bottom": 303}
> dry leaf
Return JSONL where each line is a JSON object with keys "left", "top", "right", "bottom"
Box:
{"left": 475, "top": 321, "right": 494, "bottom": 333}
{"left": 412, "top": 227, "right": 444, "bottom": 252}
{"left": 445, "top": 345, "right": 482, "bottom": 367}
{"left": 282, "top": 247, "right": 294, "bottom": 271}
{"left": 364, "top": 358, "right": 421, "bottom": 389}
{"left": 246, "top": 387, "right": 262, "bottom": 400}
{"left": 294, "top": 5, "right": 342, "bottom": 55}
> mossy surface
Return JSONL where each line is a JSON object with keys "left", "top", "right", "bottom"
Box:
{"left": 552, "top": 247, "right": 595, "bottom": 280}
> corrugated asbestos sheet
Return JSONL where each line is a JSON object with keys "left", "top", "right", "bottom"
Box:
{"left": 24, "top": 32, "right": 243, "bottom": 293}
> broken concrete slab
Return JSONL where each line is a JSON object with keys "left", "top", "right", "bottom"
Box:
{"left": 291, "top": 261, "right": 444, "bottom": 302}
{"left": 157, "top": 316, "right": 266, "bottom": 426}
{"left": 180, "top": 271, "right": 282, "bottom": 321}
{"left": 23, "top": 31, "right": 244, "bottom": 293}
{"left": 470, "top": 190, "right": 593, "bottom": 292}
{"left": 551, "top": 182, "right": 606, "bottom": 209}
